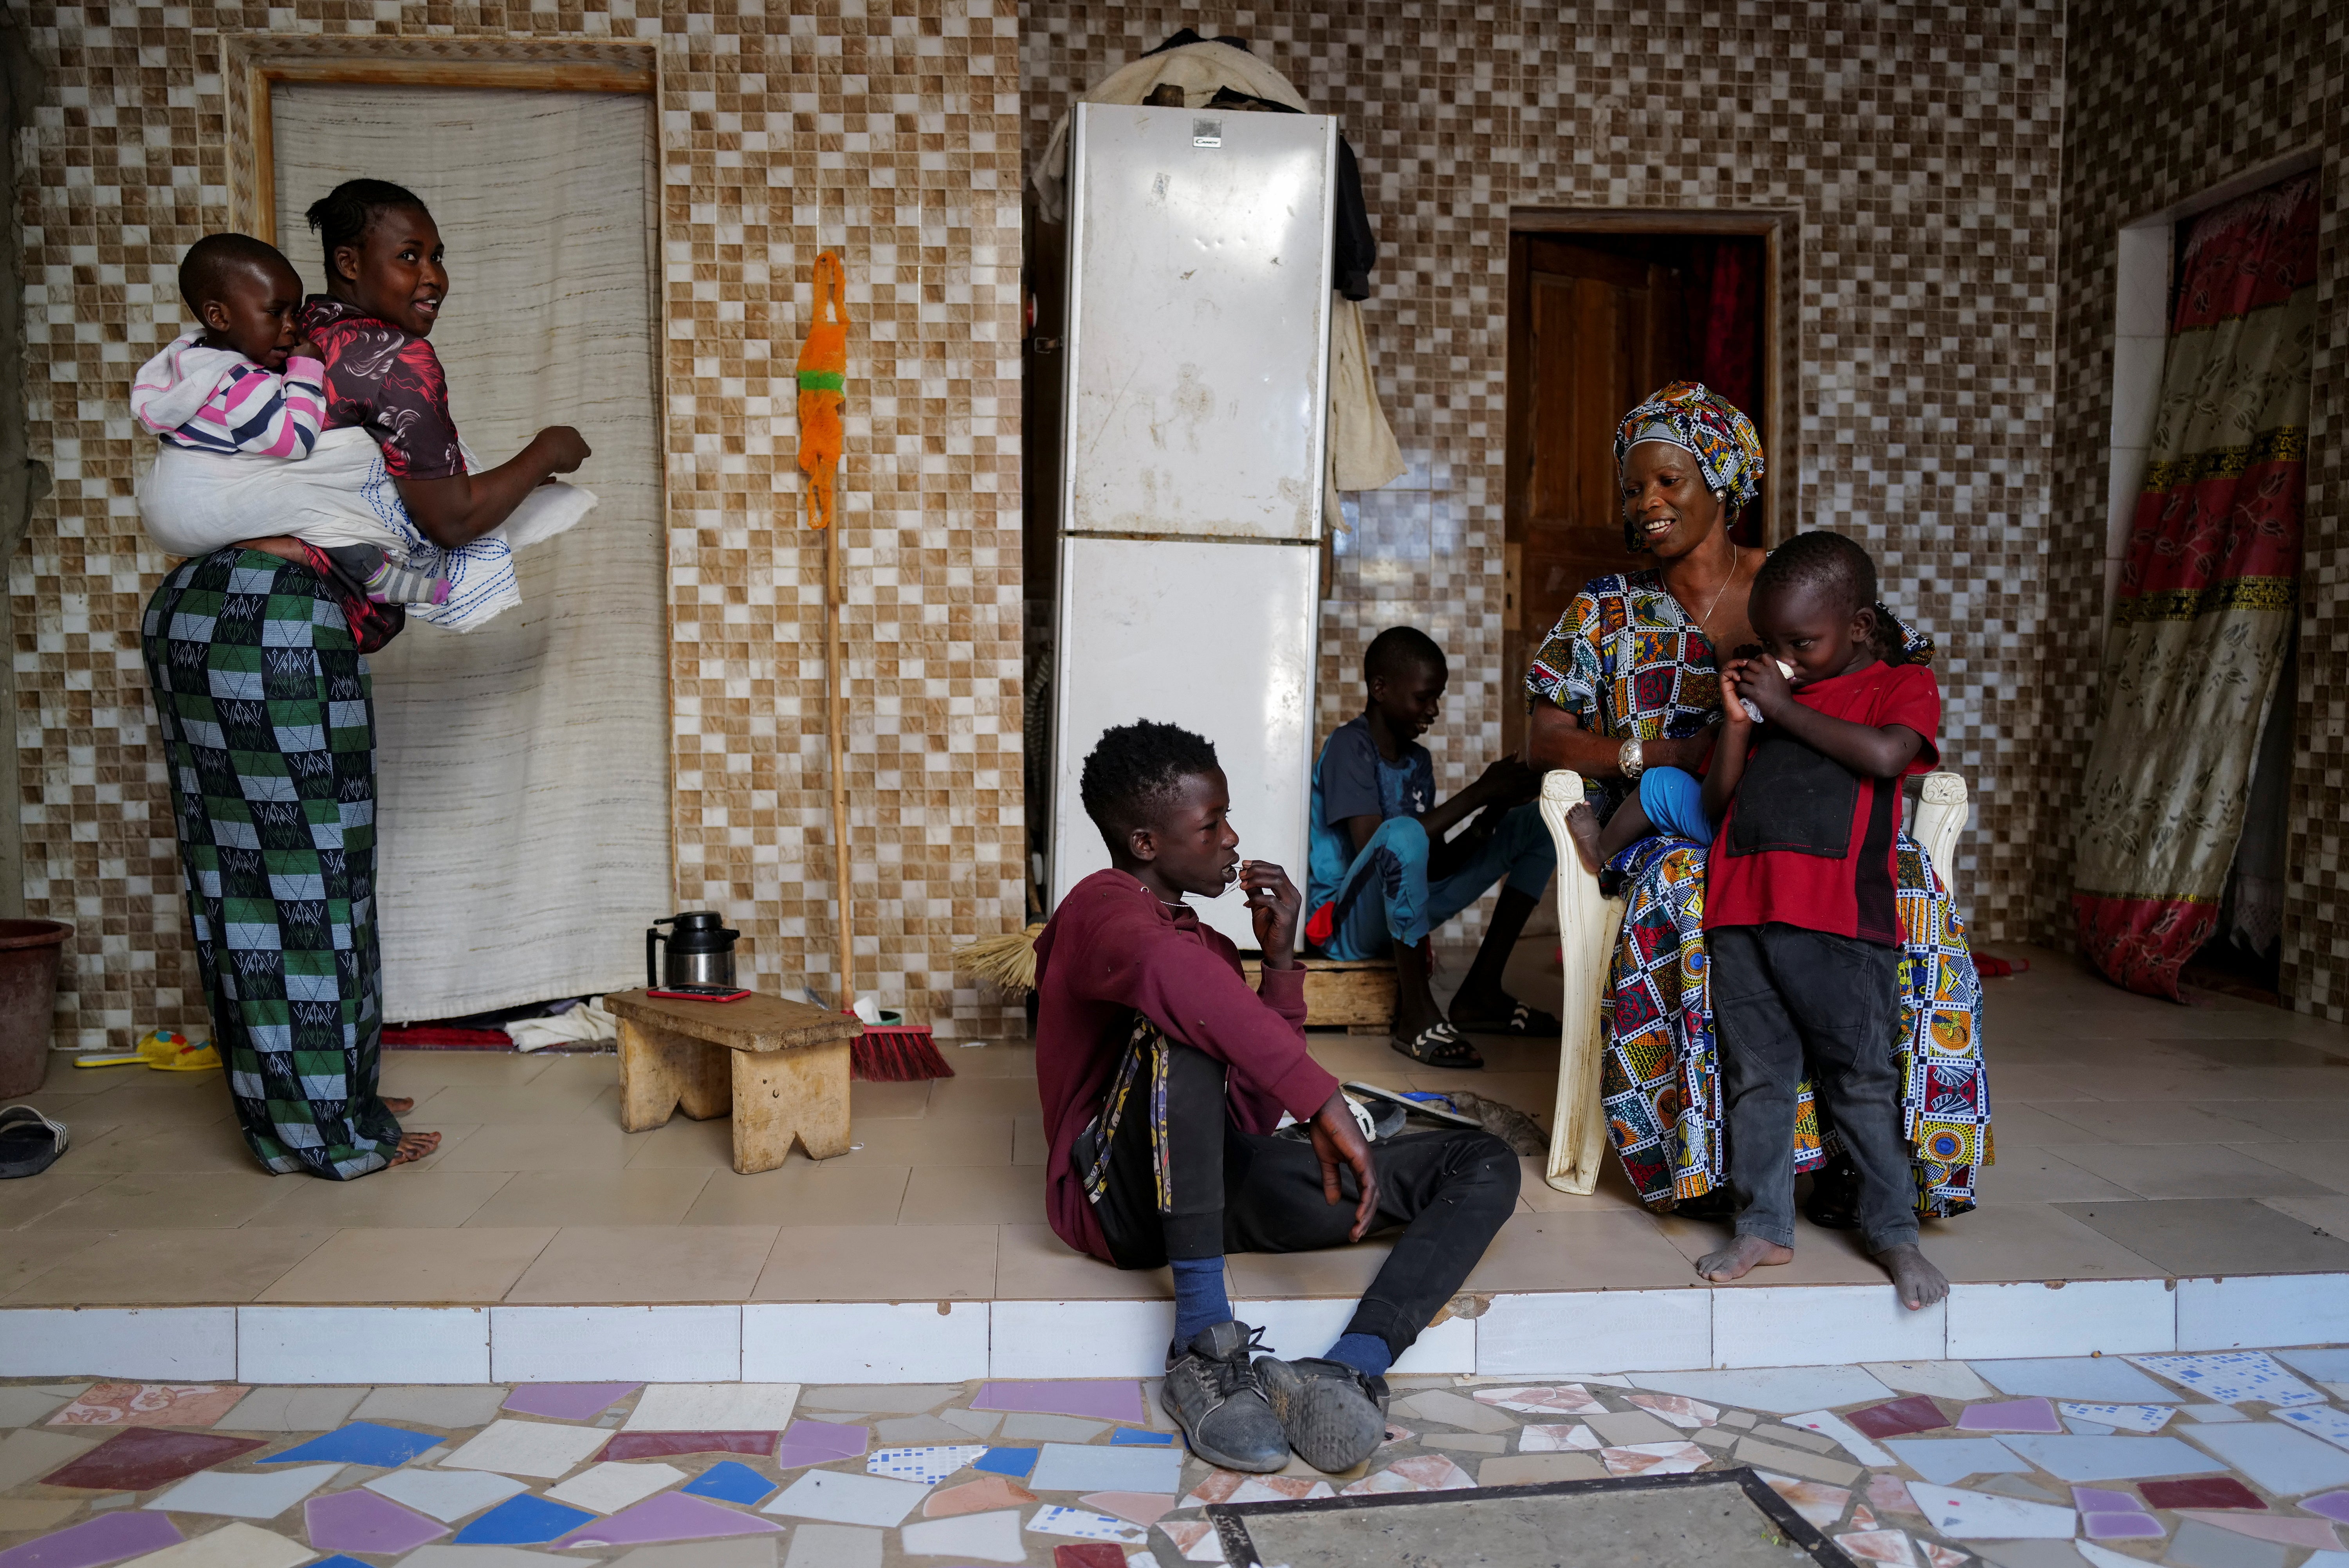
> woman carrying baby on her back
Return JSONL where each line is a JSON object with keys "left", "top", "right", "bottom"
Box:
{"left": 137, "top": 178, "right": 589, "bottom": 1179}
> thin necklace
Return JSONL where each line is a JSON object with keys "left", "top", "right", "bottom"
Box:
{"left": 1684, "top": 548, "right": 1744, "bottom": 636}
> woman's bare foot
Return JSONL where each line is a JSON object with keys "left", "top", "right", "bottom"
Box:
{"left": 382, "top": 1096, "right": 415, "bottom": 1115}
{"left": 1875, "top": 1243, "right": 1948, "bottom": 1311}
{"left": 1696, "top": 1234, "right": 1793, "bottom": 1281}
{"left": 386, "top": 1130, "right": 440, "bottom": 1166}
{"left": 1564, "top": 802, "right": 1606, "bottom": 875}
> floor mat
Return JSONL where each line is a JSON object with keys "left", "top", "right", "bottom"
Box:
{"left": 1206, "top": 1469, "right": 1840, "bottom": 1568}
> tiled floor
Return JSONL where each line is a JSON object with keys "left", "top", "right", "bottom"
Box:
{"left": 3, "top": 945, "right": 2347, "bottom": 1307}
{"left": 3, "top": 1349, "right": 2348, "bottom": 1566}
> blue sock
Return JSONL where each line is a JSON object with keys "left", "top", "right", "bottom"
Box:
{"left": 1326, "top": 1332, "right": 1394, "bottom": 1378}
{"left": 1169, "top": 1256, "right": 1232, "bottom": 1349}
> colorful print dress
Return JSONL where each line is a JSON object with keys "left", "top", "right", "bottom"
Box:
{"left": 1526, "top": 570, "right": 1991, "bottom": 1218}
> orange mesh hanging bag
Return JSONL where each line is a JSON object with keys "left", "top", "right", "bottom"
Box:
{"left": 796, "top": 252, "right": 848, "bottom": 531}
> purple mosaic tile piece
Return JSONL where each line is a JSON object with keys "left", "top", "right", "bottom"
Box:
{"left": 971, "top": 1382, "right": 1146, "bottom": 1424}
{"left": 2084, "top": 1512, "right": 2167, "bottom": 1540}
{"left": 0, "top": 1510, "right": 182, "bottom": 1568}
{"left": 774, "top": 1418, "right": 869, "bottom": 1469}
{"left": 556, "top": 1491, "right": 788, "bottom": 1548}
{"left": 304, "top": 1488, "right": 450, "bottom": 1555}
{"left": 2303, "top": 1492, "right": 2349, "bottom": 1526}
{"left": 2075, "top": 1487, "right": 2138, "bottom": 1513}
{"left": 502, "top": 1384, "right": 643, "bottom": 1421}
{"left": 1958, "top": 1398, "right": 2064, "bottom": 1434}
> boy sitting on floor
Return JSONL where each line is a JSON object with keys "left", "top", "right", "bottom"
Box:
{"left": 1304, "top": 626, "right": 1559, "bottom": 1069}
{"left": 1034, "top": 720, "right": 1520, "bottom": 1473}
{"left": 1691, "top": 531, "right": 1949, "bottom": 1311}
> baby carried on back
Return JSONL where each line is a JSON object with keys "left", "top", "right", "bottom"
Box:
{"left": 131, "top": 229, "right": 593, "bottom": 634}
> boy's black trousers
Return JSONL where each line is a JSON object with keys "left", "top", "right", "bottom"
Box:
{"left": 1710, "top": 922, "right": 1917, "bottom": 1254}
{"left": 1084, "top": 1032, "right": 1520, "bottom": 1361}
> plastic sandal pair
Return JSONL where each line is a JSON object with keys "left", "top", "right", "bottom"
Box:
{"left": 72, "top": 1028, "right": 220, "bottom": 1072}
{"left": 0, "top": 1105, "right": 68, "bottom": 1179}
{"left": 1391, "top": 1021, "right": 1483, "bottom": 1070}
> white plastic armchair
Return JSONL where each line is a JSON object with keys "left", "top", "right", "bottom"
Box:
{"left": 1534, "top": 768, "right": 1972, "bottom": 1195}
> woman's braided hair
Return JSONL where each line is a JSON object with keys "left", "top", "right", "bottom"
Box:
{"left": 305, "top": 178, "right": 429, "bottom": 283}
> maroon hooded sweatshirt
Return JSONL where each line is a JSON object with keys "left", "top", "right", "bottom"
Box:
{"left": 1034, "top": 868, "right": 1344, "bottom": 1263}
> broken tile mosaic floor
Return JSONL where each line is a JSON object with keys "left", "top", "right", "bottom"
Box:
{"left": 5, "top": 1350, "right": 2349, "bottom": 1566}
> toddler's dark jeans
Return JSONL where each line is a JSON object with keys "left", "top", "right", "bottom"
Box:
{"left": 1710, "top": 923, "right": 1918, "bottom": 1255}
{"left": 1088, "top": 1036, "right": 1519, "bottom": 1363}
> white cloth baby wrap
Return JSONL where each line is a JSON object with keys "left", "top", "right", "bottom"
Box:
{"left": 133, "top": 341, "right": 594, "bottom": 633}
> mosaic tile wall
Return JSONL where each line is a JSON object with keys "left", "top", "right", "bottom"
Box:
{"left": 1024, "top": 3, "right": 2064, "bottom": 951}
{"left": 2048, "top": 0, "right": 2347, "bottom": 1016}
{"left": 13, "top": 1, "right": 1027, "bottom": 1047}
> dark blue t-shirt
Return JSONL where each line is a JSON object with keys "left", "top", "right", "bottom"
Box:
{"left": 1307, "top": 715, "right": 1435, "bottom": 911}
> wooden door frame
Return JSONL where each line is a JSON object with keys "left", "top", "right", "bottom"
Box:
{"left": 1501, "top": 207, "right": 1798, "bottom": 753}
{"left": 222, "top": 36, "right": 659, "bottom": 243}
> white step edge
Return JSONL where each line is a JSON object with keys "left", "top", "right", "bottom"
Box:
{"left": 0, "top": 1274, "right": 2336, "bottom": 1382}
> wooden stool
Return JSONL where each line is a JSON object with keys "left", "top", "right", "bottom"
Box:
{"left": 603, "top": 989, "right": 865, "bottom": 1174}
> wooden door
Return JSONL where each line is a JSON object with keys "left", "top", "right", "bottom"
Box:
{"left": 1503, "top": 239, "right": 1688, "bottom": 745}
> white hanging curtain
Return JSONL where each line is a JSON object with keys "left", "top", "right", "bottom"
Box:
{"left": 273, "top": 83, "right": 671, "bottom": 1020}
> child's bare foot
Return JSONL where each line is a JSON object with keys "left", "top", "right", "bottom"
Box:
{"left": 382, "top": 1096, "right": 415, "bottom": 1115}
{"left": 1875, "top": 1243, "right": 1948, "bottom": 1310}
{"left": 1564, "top": 802, "right": 1606, "bottom": 875}
{"left": 1696, "top": 1234, "right": 1793, "bottom": 1281}
{"left": 386, "top": 1130, "right": 440, "bottom": 1166}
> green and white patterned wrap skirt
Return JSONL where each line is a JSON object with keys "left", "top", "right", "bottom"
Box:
{"left": 142, "top": 548, "right": 404, "bottom": 1178}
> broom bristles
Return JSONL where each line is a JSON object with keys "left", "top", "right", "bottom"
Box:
{"left": 852, "top": 1023, "right": 954, "bottom": 1082}
{"left": 953, "top": 923, "right": 1044, "bottom": 995}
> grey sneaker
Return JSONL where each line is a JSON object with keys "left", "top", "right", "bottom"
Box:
{"left": 1162, "top": 1321, "right": 1289, "bottom": 1473}
{"left": 364, "top": 558, "right": 451, "bottom": 606}
{"left": 1253, "top": 1355, "right": 1389, "bottom": 1473}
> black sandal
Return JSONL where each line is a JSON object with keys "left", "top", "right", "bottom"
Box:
{"left": 1391, "top": 1022, "right": 1483, "bottom": 1070}
{"left": 0, "top": 1105, "right": 69, "bottom": 1179}
{"left": 1452, "top": 1000, "right": 1563, "bottom": 1038}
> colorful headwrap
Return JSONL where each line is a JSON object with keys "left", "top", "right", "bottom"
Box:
{"left": 1613, "top": 380, "right": 1766, "bottom": 513}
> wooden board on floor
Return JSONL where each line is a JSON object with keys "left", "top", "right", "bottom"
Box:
{"left": 1238, "top": 956, "right": 1396, "bottom": 1030}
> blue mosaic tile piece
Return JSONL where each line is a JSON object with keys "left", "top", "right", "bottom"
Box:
{"left": 311, "top": 1558, "right": 375, "bottom": 1568}
{"left": 1109, "top": 1429, "right": 1174, "bottom": 1446}
{"left": 972, "top": 1446, "right": 1039, "bottom": 1478}
{"left": 451, "top": 1494, "right": 598, "bottom": 1545}
{"left": 260, "top": 1422, "right": 441, "bottom": 1468}
{"left": 682, "top": 1460, "right": 777, "bottom": 1505}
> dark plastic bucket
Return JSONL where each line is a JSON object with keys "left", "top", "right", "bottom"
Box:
{"left": 0, "top": 920, "right": 70, "bottom": 1098}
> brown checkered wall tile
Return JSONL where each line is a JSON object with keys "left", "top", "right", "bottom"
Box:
{"left": 15, "top": 0, "right": 1026, "bottom": 1047}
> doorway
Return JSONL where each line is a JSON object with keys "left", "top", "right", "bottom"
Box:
{"left": 258, "top": 73, "right": 671, "bottom": 1020}
{"left": 1501, "top": 216, "right": 1783, "bottom": 752}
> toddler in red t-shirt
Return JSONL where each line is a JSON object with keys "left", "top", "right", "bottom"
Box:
{"left": 1692, "top": 531, "right": 1949, "bottom": 1313}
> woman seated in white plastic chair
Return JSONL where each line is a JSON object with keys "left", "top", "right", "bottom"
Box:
{"left": 1519, "top": 382, "right": 1989, "bottom": 1230}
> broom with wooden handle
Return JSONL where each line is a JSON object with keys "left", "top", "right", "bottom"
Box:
{"left": 798, "top": 251, "right": 951, "bottom": 1082}
{"left": 953, "top": 924, "right": 1044, "bottom": 996}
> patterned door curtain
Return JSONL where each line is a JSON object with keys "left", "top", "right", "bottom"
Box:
{"left": 2073, "top": 172, "right": 2316, "bottom": 998}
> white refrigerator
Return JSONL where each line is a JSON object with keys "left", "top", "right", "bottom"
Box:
{"left": 1048, "top": 102, "right": 1337, "bottom": 947}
